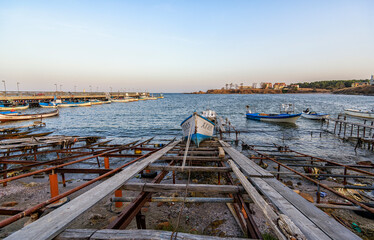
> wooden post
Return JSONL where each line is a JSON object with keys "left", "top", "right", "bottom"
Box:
{"left": 276, "top": 164, "right": 281, "bottom": 180}
{"left": 343, "top": 167, "right": 347, "bottom": 185}
{"left": 2, "top": 164, "right": 7, "bottom": 187}
{"left": 49, "top": 172, "right": 59, "bottom": 198}
{"left": 104, "top": 157, "right": 110, "bottom": 169}
{"left": 351, "top": 124, "right": 353, "bottom": 137}
{"left": 357, "top": 126, "right": 360, "bottom": 138}
{"left": 61, "top": 173, "right": 66, "bottom": 187}
{"left": 334, "top": 120, "right": 337, "bottom": 134}
{"left": 338, "top": 122, "right": 342, "bottom": 135}
{"left": 115, "top": 190, "right": 123, "bottom": 208}
{"left": 343, "top": 123, "right": 347, "bottom": 139}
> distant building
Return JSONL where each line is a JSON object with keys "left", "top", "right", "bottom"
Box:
{"left": 351, "top": 82, "right": 369, "bottom": 88}
{"left": 289, "top": 84, "right": 300, "bottom": 90}
{"left": 261, "top": 82, "right": 273, "bottom": 89}
{"left": 273, "top": 83, "right": 287, "bottom": 90}
{"left": 241, "top": 86, "right": 252, "bottom": 90}
{"left": 371, "top": 75, "right": 374, "bottom": 85}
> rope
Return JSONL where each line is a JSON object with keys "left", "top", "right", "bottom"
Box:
{"left": 170, "top": 124, "right": 193, "bottom": 239}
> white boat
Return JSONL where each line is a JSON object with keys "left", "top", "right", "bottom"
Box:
{"left": 181, "top": 112, "right": 215, "bottom": 147}
{"left": 301, "top": 108, "right": 329, "bottom": 120}
{"left": 0, "top": 109, "right": 59, "bottom": 122}
{"left": 344, "top": 108, "right": 374, "bottom": 119}
{"left": 89, "top": 99, "right": 104, "bottom": 105}
{"left": 112, "top": 97, "right": 137, "bottom": 103}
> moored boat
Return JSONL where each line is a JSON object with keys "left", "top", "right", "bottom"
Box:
{"left": 181, "top": 112, "right": 215, "bottom": 147}
{"left": 112, "top": 97, "right": 137, "bottom": 103}
{"left": 0, "top": 109, "right": 59, "bottom": 122}
{"left": 89, "top": 99, "right": 104, "bottom": 105}
{"left": 246, "top": 104, "right": 301, "bottom": 123}
{"left": 57, "top": 101, "right": 92, "bottom": 107}
{"left": 344, "top": 108, "right": 374, "bottom": 119}
{"left": 301, "top": 108, "right": 329, "bottom": 120}
{"left": 0, "top": 104, "right": 29, "bottom": 111}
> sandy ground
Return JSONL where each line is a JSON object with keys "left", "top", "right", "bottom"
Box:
{"left": 0, "top": 169, "right": 273, "bottom": 239}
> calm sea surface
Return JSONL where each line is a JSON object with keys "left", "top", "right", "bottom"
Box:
{"left": 3, "top": 93, "right": 374, "bottom": 164}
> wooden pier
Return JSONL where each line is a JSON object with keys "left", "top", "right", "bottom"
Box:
{"left": 1, "top": 136, "right": 362, "bottom": 240}
{"left": 322, "top": 115, "right": 374, "bottom": 150}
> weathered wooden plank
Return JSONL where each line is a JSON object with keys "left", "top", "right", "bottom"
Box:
{"left": 219, "top": 140, "right": 273, "bottom": 177}
{"left": 5, "top": 140, "right": 180, "bottom": 240}
{"left": 146, "top": 165, "right": 232, "bottom": 172}
{"left": 160, "top": 156, "right": 223, "bottom": 161}
{"left": 228, "top": 160, "right": 291, "bottom": 240}
{"left": 55, "top": 229, "right": 96, "bottom": 240}
{"left": 263, "top": 178, "right": 362, "bottom": 240}
{"left": 58, "top": 229, "right": 249, "bottom": 240}
{"left": 250, "top": 177, "right": 330, "bottom": 240}
{"left": 121, "top": 183, "right": 244, "bottom": 194}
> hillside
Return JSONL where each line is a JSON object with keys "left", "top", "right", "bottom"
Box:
{"left": 333, "top": 85, "right": 374, "bottom": 96}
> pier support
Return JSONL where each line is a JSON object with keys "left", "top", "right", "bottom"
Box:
{"left": 49, "top": 172, "right": 59, "bottom": 199}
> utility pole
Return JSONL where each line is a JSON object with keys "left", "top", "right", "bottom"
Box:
{"left": 17, "top": 82, "right": 20, "bottom": 95}
{"left": 89, "top": 85, "right": 92, "bottom": 93}
{"left": 54, "top": 84, "right": 57, "bottom": 92}
{"left": 2, "top": 80, "right": 6, "bottom": 97}
{"left": 74, "top": 85, "right": 77, "bottom": 92}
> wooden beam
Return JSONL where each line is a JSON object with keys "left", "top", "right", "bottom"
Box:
{"left": 121, "top": 183, "right": 244, "bottom": 194}
{"left": 56, "top": 229, "right": 249, "bottom": 240}
{"left": 160, "top": 156, "right": 224, "bottom": 161}
{"left": 228, "top": 160, "right": 290, "bottom": 240}
{"left": 5, "top": 140, "right": 180, "bottom": 240}
{"left": 146, "top": 165, "right": 231, "bottom": 172}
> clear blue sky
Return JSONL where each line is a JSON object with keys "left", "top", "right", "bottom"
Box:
{"left": 0, "top": 0, "right": 373, "bottom": 92}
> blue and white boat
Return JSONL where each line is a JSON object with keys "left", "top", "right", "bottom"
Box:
{"left": 181, "top": 112, "right": 215, "bottom": 147}
{"left": 39, "top": 99, "right": 91, "bottom": 108}
{"left": 302, "top": 108, "right": 329, "bottom": 120}
{"left": 246, "top": 104, "right": 301, "bottom": 123}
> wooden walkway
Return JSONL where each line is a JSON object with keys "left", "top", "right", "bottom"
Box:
{"left": 220, "top": 141, "right": 361, "bottom": 240}
{"left": 4, "top": 139, "right": 362, "bottom": 240}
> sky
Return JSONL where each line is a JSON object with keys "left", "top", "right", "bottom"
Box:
{"left": 0, "top": 1, "right": 373, "bottom": 93}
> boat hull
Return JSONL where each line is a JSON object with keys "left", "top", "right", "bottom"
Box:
{"left": 301, "top": 113, "right": 329, "bottom": 120}
{"left": 58, "top": 102, "right": 92, "bottom": 107}
{"left": 181, "top": 113, "right": 215, "bottom": 147}
{"left": 344, "top": 109, "right": 374, "bottom": 119}
{"left": 0, "top": 104, "right": 29, "bottom": 111}
{"left": 0, "top": 109, "right": 59, "bottom": 122}
{"left": 246, "top": 113, "right": 301, "bottom": 123}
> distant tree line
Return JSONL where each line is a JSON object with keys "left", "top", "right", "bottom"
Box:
{"left": 293, "top": 79, "right": 369, "bottom": 90}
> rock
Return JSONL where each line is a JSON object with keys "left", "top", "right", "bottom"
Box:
{"left": 89, "top": 214, "right": 105, "bottom": 220}
{"left": 1, "top": 201, "right": 18, "bottom": 207}
{"left": 24, "top": 213, "right": 39, "bottom": 226}
{"left": 157, "top": 202, "right": 163, "bottom": 207}
{"left": 26, "top": 182, "right": 38, "bottom": 187}
{"left": 284, "top": 180, "right": 293, "bottom": 187}
{"left": 156, "top": 221, "right": 170, "bottom": 230}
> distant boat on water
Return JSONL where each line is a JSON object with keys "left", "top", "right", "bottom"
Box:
{"left": 39, "top": 100, "right": 91, "bottom": 108}
{"left": 112, "top": 97, "right": 137, "bottom": 103}
{"left": 301, "top": 108, "right": 329, "bottom": 120}
{"left": 246, "top": 104, "right": 301, "bottom": 123}
{"left": 344, "top": 108, "right": 374, "bottom": 119}
{"left": 181, "top": 112, "right": 215, "bottom": 147}
{"left": 0, "top": 104, "right": 29, "bottom": 111}
{"left": 0, "top": 109, "right": 59, "bottom": 122}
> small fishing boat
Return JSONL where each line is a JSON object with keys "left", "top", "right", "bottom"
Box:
{"left": 58, "top": 101, "right": 91, "bottom": 107}
{"left": 102, "top": 100, "right": 112, "bottom": 104}
{"left": 89, "top": 99, "right": 104, "bottom": 105}
{"left": 39, "top": 102, "right": 58, "bottom": 108}
{"left": 246, "top": 104, "right": 301, "bottom": 123}
{"left": 157, "top": 94, "right": 164, "bottom": 99}
{"left": 112, "top": 97, "right": 137, "bottom": 103}
{"left": 0, "top": 109, "right": 59, "bottom": 122}
{"left": 0, "top": 104, "right": 29, "bottom": 111}
{"left": 181, "top": 112, "right": 215, "bottom": 147}
{"left": 344, "top": 108, "right": 374, "bottom": 119}
{"left": 301, "top": 108, "right": 329, "bottom": 120}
